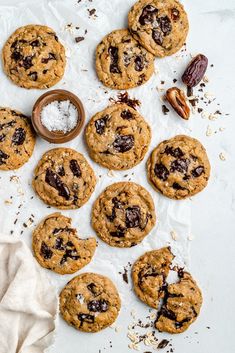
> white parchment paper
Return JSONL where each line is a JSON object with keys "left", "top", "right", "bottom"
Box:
{"left": 0, "top": 0, "right": 198, "bottom": 352}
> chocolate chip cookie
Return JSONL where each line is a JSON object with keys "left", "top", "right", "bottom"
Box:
{"left": 85, "top": 104, "right": 151, "bottom": 170}
{"left": 96, "top": 29, "right": 154, "bottom": 89}
{"left": 0, "top": 107, "right": 35, "bottom": 170}
{"left": 2, "top": 25, "right": 66, "bottom": 89}
{"left": 32, "top": 213, "right": 96, "bottom": 275}
{"left": 60, "top": 273, "right": 121, "bottom": 332}
{"left": 128, "top": 0, "right": 189, "bottom": 57}
{"left": 33, "top": 148, "right": 96, "bottom": 209}
{"left": 147, "top": 135, "right": 211, "bottom": 199}
{"left": 155, "top": 269, "right": 203, "bottom": 333}
{"left": 132, "top": 247, "right": 174, "bottom": 308}
{"left": 92, "top": 182, "right": 156, "bottom": 248}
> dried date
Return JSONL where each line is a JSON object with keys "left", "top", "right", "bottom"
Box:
{"left": 182, "top": 54, "right": 208, "bottom": 87}
{"left": 165, "top": 87, "right": 190, "bottom": 120}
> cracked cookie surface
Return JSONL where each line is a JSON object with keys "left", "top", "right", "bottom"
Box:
{"left": 0, "top": 107, "right": 35, "bottom": 170}
{"left": 32, "top": 213, "right": 96, "bottom": 275}
{"left": 147, "top": 135, "right": 210, "bottom": 199}
{"left": 33, "top": 148, "right": 96, "bottom": 209}
{"left": 132, "top": 247, "right": 174, "bottom": 308}
{"left": 92, "top": 182, "right": 156, "bottom": 248}
{"left": 2, "top": 24, "right": 66, "bottom": 89}
{"left": 96, "top": 29, "right": 154, "bottom": 89}
{"left": 85, "top": 104, "right": 151, "bottom": 170}
{"left": 128, "top": 0, "right": 189, "bottom": 57}
{"left": 155, "top": 270, "right": 203, "bottom": 333}
{"left": 60, "top": 273, "right": 121, "bottom": 332}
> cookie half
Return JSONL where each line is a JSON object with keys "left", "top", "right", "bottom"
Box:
{"left": 155, "top": 270, "right": 203, "bottom": 333}
{"left": 147, "top": 135, "right": 211, "bottom": 199}
{"left": 85, "top": 104, "right": 151, "bottom": 170}
{"left": 33, "top": 148, "right": 96, "bottom": 209}
{"left": 32, "top": 213, "right": 96, "bottom": 275}
{"left": 0, "top": 107, "right": 35, "bottom": 170}
{"left": 128, "top": 0, "right": 189, "bottom": 57}
{"left": 132, "top": 247, "right": 174, "bottom": 308}
{"left": 96, "top": 29, "right": 154, "bottom": 89}
{"left": 92, "top": 182, "right": 156, "bottom": 248}
{"left": 60, "top": 273, "right": 121, "bottom": 332}
{"left": 2, "top": 24, "right": 66, "bottom": 89}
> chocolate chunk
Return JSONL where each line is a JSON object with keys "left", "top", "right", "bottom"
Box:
{"left": 108, "top": 46, "right": 121, "bottom": 74}
{"left": 152, "top": 29, "right": 163, "bottom": 45}
{"left": 54, "top": 237, "right": 65, "bottom": 250}
{"left": 87, "top": 299, "right": 109, "bottom": 312}
{"left": 87, "top": 283, "right": 101, "bottom": 296}
{"left": 172, "top": 182, "right": 185, "bottom": 190}
{"left": 0, "top": 120, "right": 16, "bottom": 130}
{"left": 31, "top": 39, "right": 40, "bottom": 47}
{"left": 121, "top": 109, "right": 133, "bottom": 120}
{"left": 75, "top": 36, "right": 85, "bottom": 43}
{"left": 158, "top": 339, "right": 169, "bottom": 349}
{"left": 11, "top": 50, "right": 23, "bottom": 61}
{"left": 113, "top": 135, "right": 134, "bottom": 153}
{"left": 109, "top": 92, "right": 141, "bottom": 110}
{"left": 60, "top": 249, "right": 80, "bottom": 265}
{"left": 40, "top": 241, "right": 53, "bottom": 259}
{"left": 154, "top": 163, "right": 169, "bottom": 181}
{"left": 77, "top": 313, "right": 94, "bottom": 326}
{"left": 139, "top": 5, "right": 158, "bottom": 25}
{"left": 110, "top": 228, "right": 125, "bottom": 238}
{"left": 22, "top": 56, "right": 33, "bottom": 69}
{"left": 43, "top": 69, "right": 48, "bottom": 74}
{"left": 28, "top": 71, "right": 38, "bottom": 81}
{"left": 45, "top": 168, "right": 70, "bottom": 200}
{"left": 170, "top": 158, "right": 189, "bottom": 173}
{"left": 165, "top": 146, "right": 184, "bottom": 158}
{"left": 57, "top": 166, "right": 65, "bottom": 176}
{"left": 171, "top": 8, "right": 180, "bottom": 21}
{"left": 95, "top": 115, "right": 109, "bottom": 135}
{"left": 0, "top": 134, "right": 6, "bottom": 142}
{"left": 125, "top": 206, "right": 141, "bottom": 228}
{"left": 12, "top": 128, "right": 26, "bottom": 145}
{"left": 159, "top": 16, "right": 172, "bottom": 35}
{"left": 41, "top": 53, "right": 56, "bottom": 64}
{"left": 162, "top": 105, "right": 169, "bottom": 115}
{"left": 0, "top": 150, "right": 9, "bottom": 165}
{"left": 70, "top": 159, "right": 82, "bottom": 177}
{"left": 134, "top": 56, "right": 144, "bottom": 72}
{"left": 191, "top": 166, "right": 204, "bottom": 177}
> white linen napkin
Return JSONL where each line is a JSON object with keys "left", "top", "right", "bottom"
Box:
{"left": 0, "top": 235, "right": 58, "bottom": 353}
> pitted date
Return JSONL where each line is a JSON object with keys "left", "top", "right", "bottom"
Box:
{"left": 182, "top": 54, "right": 208, "bottom": 87}
{"left": 165, "top": 87, "right": 190, "bottom": 120}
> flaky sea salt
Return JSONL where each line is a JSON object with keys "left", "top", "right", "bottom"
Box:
{"left": 41, "top": 100, "right": 78, "bottom": 133}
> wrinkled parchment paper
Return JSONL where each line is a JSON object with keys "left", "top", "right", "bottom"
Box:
{"left": 0, "top": 0, "right": 195, "bottom": 352}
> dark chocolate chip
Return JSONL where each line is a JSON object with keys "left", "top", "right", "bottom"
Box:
{"left": 12, "top": 128, "right": 26, "bottom": 145}
{"left": 41, "top": 53, "right": 56, "bottom": 64}
{"left": 70, "top": 159, "right": 82, "bottom": 178}
{"left": 154, "top": 163, "right": 169, "bottom": 181}
{"left": 113, "top": 135, "right": 134, "bottom": 153}
{"left": 43, "top": 69, "right": 48, "bottom": 74}
{"left": 110, "top": 228, "right": 125, "bottom": 238}
{"left": 31, "top": 39, "right": 40, "bottom": 47}
{"left": 28, "top": 71, "right": 38, "bottom": 81}
{"left": 134, "top": 56, "right": 144, "bottom": 72}
{"left": 0, "top": 150, "right": 9, "bottom": 165}
{"left": 0, "top": 120, "right": 16, "bottom": 130}
{"left": 95, "top": 115, "right": 109, "bottom": 135}
{"left": 40, "top": 241, "right": 53, "bottom": 259}
{"left": 108, "top": 46, "right": 121, "bottom": 74}
{"left": 87, "top": 283, "right": 101, "bottom": 296}
{"left": 165, "top": 146, "right": 184, "bottom": 158}
{"left": 57, "top": 166, "right": 65, "bottom": 176}
{"left": 22, "top": 56, "right": 34, "bottom": 69}
{"left": 54, "top": 237, "right": 65, "bottom": 250}
{"left": 170, "top": 158, "right": 190, "bottom": 173}
{"left": 125, "top": 206, "right": 141, "bottom": 228}
{"left": 0, "top": 134, "right": 6, "bottom": 142}
{"left": 75, "top": 36, "right": 84, "bottom": 43}
{"left": 152, "top": 29, "right": 163, "bottom": 45}
{"left": 45, "top": 168, "right": 70, "bottom": 200}
{"left": 121, "top": 109, "right": 133, "bottom": 120}
{"left": 139, "top": 5, "right": 158, "bottom": 25}
{"left": 172, "top": 182, "right": 185, "bottom": 190}
{"left": 191, "top": 166, "right": 204, "bottom": 177}
{"left": 87, "top": 299, "right": 109, "bottom": 313}
{"left": 158, "top": 339, "right": 169, "bottom": 349}
{"left": 171, "top": 8, "right": 180, "bottom": 21}
{"left": 162, "top": 105, "right": 169, "bottom": 115}
{"left": 11, "top": 50, "right": 23, "bottom": 61}
{"left": 60, "top": 249, "right": 80, "bottom": 265}
{"left": 77, "top": 313, "right": 94, "bottom": 326}
{"left": 159, "top": 16, "right": 172, "bottom": 35}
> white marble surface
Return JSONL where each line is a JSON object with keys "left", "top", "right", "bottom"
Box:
{"left": 0, "top": 0, "right": 234, "bottom": 352}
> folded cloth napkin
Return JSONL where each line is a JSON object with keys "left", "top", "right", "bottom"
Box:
{"left": 0, "top": 235, "right": 58, "bottom": 353}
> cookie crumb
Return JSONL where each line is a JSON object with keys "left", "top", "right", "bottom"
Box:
{"left": 206, "top": 125, "right": 213, "bottom": 136}
{"left": 170, "top": 230, "right": 177, "bottom": 241}
{"left": 219, "top": 152, "right": 226, "bottom": 161}
{"left": 109, "top": 92, "right": 141, "bottom": 110}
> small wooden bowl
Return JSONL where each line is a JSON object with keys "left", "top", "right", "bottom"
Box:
{"left": 32, "top": 89, "right": 85, "bottom": 143}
